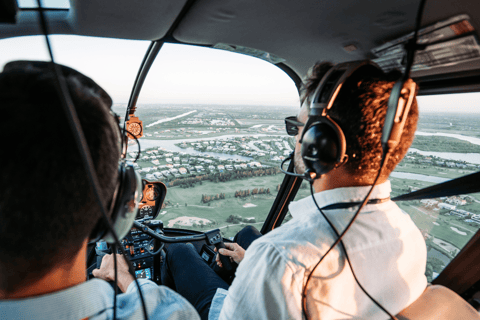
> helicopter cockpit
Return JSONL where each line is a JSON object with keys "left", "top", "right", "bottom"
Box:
{"left": 2, "top": 0, "right": 480, "bottom": 319}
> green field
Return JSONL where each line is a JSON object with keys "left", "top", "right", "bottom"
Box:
{"left": 158, "top": 175, "right": 285, "bottom": 237}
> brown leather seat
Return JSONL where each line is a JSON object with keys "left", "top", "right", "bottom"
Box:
{"left": 397, "top": 285, "right": 480, "bottom": 319}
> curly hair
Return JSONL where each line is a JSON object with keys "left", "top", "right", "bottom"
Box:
{"left": 302, "top": 61, "right": 419, "bottom": 181}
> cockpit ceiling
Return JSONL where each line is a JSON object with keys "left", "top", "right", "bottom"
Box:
{"left": 2, "top": 0, "right": 480, "bottom": 77}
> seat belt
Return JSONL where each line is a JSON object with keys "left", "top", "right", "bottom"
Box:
{"left": 392, "top": 171, "right": 480, "bottom": 201}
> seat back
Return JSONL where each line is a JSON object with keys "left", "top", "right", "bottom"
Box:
{"left": 396, "top": 285, "right": 480, "bottom": 319}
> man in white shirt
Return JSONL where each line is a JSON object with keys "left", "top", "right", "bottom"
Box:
{"left": 165, "top": 61, "right": 427, "bottom": 319}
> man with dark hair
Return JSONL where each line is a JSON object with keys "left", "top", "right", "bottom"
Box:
{"left": 163, "top": 61, "right": 427, "bottom": 320}
{"left": 0, "top": 61, "right": 200, "bottom": 319}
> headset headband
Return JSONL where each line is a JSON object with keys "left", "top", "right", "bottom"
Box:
{"left": 309, "top": 60, "right": 377, "bottom": 116}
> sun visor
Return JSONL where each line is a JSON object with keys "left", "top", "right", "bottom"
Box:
{"left": 372, "top": 14, "right": 480, "bottom": 78}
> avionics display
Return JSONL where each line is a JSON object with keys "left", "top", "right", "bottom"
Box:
{"left": 135, "top": 268, "right": 152, "bottom": 280}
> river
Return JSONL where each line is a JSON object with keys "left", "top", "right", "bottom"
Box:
{"left": 416, "top": 131, "right": 480, "bottom": 145}
{"left": 408, "top": 148, "right": 480, "bottom": 164}
{"left": 390, "top": 172, "right": 449, "bottom": 183}
{"left": 138, "top": 138, "right": 253, "bottom": 161}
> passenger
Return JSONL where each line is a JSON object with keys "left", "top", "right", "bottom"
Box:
{"left": 0, "top": 61, "right": 200, "bottom": 320}
{"left": 163, "top": 61, "right": 427, "bottom": 320}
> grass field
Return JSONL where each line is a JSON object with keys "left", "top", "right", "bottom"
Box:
{"left": 158, "top": 175, "right": 285, "bottom": 237}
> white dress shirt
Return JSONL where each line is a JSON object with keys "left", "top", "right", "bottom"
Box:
{"left": 211, "top": 181, "right": 427, "bottom": 320}
{"left": 1, "top": 278, "right": 200, "bottom": 320}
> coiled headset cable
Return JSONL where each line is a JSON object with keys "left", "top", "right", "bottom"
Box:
{"left": 35, "top": 1, "right": 148, "bottom": 319}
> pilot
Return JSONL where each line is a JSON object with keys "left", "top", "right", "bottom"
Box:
{"left": 163, "top": 61, "right": 427, "bottom": 320}
{"left": 0, "top": 61, "right": 200, "bottom": 320}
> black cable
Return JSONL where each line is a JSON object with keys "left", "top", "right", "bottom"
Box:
{"left": 403, "top": 0, "right": 427, "bottom": 78}
{"left": 145, "top": 241, "right": 165, "bottom": 256}
{"left": 124, "top": 129, "right": 142, "bottom": 162}
{"left": 34, "top": 1, "right": 148, "bottom": 319}
{"left": 302, "top": 154, "right": 399, "bottom": 320}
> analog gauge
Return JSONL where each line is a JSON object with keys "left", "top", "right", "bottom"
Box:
{"left": 145, "top": 185, "right": 159, "bottom": 201}
{"left": 139, "top": 205, "right": 153, "bottom": 218}
{"left": 128, "top": 122, "right": 142, "bottom": 136}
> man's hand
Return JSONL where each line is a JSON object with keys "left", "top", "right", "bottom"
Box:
{"left": 92, "top": 254, "right": 135, "bottom": 292}
{"left": 215, "top": 243, "right": 245, "bottom": 267}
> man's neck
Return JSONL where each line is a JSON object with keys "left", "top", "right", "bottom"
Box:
{"left": 312, "top": 167, "right": 387, "bottom": 193}
{"left": 0, "top": 241, "right": 88, "bottom": 300}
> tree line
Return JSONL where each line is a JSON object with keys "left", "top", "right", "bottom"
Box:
{"left": 201, "top": 193, "right": 226, "bottom": 203}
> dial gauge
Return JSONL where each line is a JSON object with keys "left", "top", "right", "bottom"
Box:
{"left": 128, "top": 122, "right": 142, "bottom": 136}
{"left": 139, "top": 205, "right": 153, "bottom": 218}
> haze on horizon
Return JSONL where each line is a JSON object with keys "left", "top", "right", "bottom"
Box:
{"left": 2, "top": 35, "right": 480, "bottom": 113}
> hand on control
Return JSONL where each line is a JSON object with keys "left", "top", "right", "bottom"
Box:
{"left": 92, "top": 253, "right": 135, "bottom": 292}
{"left": 215, "top": 242, "right": 245, "bottom": 267}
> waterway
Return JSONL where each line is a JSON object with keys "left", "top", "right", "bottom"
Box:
{"left": 390, "top": 172, "right": 449, "bottom": 183}
{"left": 138, "top": 138, "right": 253, "bottom": 161}
{"left": 408, "top": 148, "right": 480, "bottom": 164}
{"left": 416, "top": 131, "right": 480, "bottom": 145}
{"left": 146, "top": 110, "right": 197, "bottom": 127}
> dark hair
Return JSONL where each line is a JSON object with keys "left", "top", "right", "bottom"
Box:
{"left": 302, "top": 61, "right": 419, "bottom": 181}
{"left": 0, "top": 61, "right": 120, "bottom": 292}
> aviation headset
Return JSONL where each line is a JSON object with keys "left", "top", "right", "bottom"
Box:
{"left": 299, "top": 60, "right": 417, "bottom": 179}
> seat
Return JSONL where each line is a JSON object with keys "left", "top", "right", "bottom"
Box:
{"left": 396, "top": 285, "right": 480, "bottom": 319}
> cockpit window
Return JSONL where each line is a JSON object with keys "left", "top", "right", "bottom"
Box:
{"left": 131, "top": 43, "right": 299, "bottom": 238}
{"left": 17, "top": 0, "right": 70, "bottom": 9}
{"left": 290, "top": 91, "right": 480, "bottom": 282}
{"left": 1, "top": 35, "right": 150, "bottom": 103}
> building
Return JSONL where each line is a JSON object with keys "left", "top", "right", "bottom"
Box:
{"left": 449, "top": 209, "right": 471, "bottom": 218}
{"left": 438, "top": 203, "right": 456, "bottom": 211}
{"left": 421, "top": 199, "right": 438, "bottom": 207}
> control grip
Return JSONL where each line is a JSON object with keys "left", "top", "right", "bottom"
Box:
{"left": 95, "top": 247, "right": 111, "bottom": 269}
{"left": 215, "top": 242, "right": 234, "bottom": 271}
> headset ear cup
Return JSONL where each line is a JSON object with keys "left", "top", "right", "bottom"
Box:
{"left": 301, "top": 117, "right": 346, "bottom": 176}
{"left": 302, "top": 123, "right": 339, "bottom": 175}
{"left": 103, "top": 164, "right": 141, "bottom": 243}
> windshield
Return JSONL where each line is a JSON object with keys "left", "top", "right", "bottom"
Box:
{"left": 128, "top": 43, "right": 299, "bottom": 238}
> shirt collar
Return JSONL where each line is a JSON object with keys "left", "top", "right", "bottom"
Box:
{"left": 288, "top": 180, "right": 391, "bottom": 220}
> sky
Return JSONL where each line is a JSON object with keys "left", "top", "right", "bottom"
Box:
{"left": 2, "top": 34, "right": 480, "bottom": 112}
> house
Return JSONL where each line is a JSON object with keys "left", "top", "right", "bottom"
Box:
{"left": 218, "top": 165, "right": 225, "bottom": 172}
{"left": 449, "top": 210, "right": 471, "bottom": 218}
{"left": 179, "top": 167, "right": 187, "bottom": 174}
{"left": 420, "top": 199, "right": 438, "bottom": 207}
{"left": 438, "top": 203, "right": 456, "bottom": 211}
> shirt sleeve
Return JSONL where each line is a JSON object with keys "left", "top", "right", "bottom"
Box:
{"left": 120, "top": 279, "right": 201, "bottom": 320}
{"left": 218, "top": 241, "right": 302, "bottom": 320}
